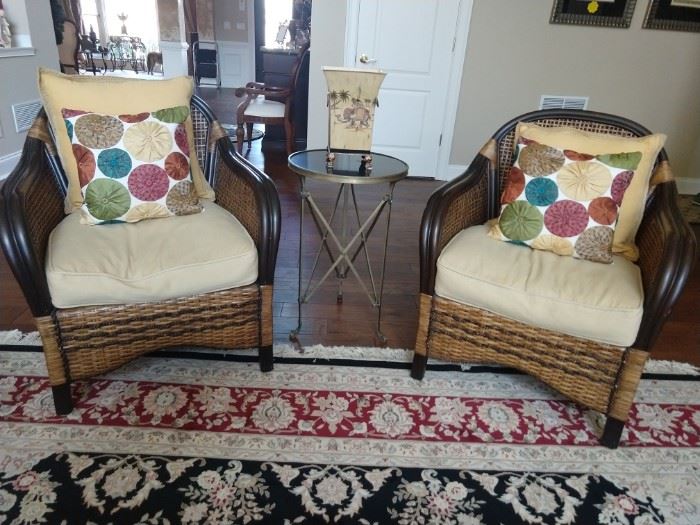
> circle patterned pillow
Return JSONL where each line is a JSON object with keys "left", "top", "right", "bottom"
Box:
{"left": 489, "top": 139, "right": 640, "bottom": 263}
{"left": 62, "top": 106, "right": 202, "bottom": 225}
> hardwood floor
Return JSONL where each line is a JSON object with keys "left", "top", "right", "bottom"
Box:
{"left": 1, "top": 88, "right": 698, "bottom": 364}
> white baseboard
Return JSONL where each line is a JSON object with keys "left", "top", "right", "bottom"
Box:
{"left": 676, "top": 177, "right": 700, "bottom": 196}
{"left": 0, "top": 150, "right": 21, "bottom": 180}
{"left": 447, "top": 164, "right": 468, "bottom": 180}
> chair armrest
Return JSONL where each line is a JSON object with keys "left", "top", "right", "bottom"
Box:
{"left": 0, "top": 135, "right": 64, "bottom": 317}
{"left": 633, "top": 179, "right": 697, "bottom": 350}
{"left": 420, "top": 149, "right": 494, "bottom": 294}
{"left": 235, "top": 84, "right": 291, "bottom": 99}
{"left": 213, "top": 139, "right": 281, "bottom": 285}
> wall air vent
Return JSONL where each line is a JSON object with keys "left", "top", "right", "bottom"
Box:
{"left": 539, "top": 95, "right": 588, "bottom": 111}
{"left": 12, "top": 100, "right": 42, "bottom": 133}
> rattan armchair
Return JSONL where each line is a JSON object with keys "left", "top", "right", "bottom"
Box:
{"left": 411, "top": 109, "right": 696, "bottom": 449}
{"left": 0, "top": 95, "right": 281, "bottom": 414}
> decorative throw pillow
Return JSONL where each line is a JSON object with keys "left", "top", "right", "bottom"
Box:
{"left": 515, "top": 122, "right": 666, "bottom": 261}
{"left": 488, "top": 139, "right": 639, "bottom": 263}
{"left": 38, "top": 68, "right": 215, "bottom": 214}
{"left": 63, "top": 106, "right": 203, "bottom": 225}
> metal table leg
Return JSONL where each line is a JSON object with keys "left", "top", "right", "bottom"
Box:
{"left": 289, "top": 176, "right": 306, "bottom": 346}
{"left": 290, "top": 177, "right": 397, "bottom": 345}
{"left": 375, "top": 182, "right": 397, "bottom": 344}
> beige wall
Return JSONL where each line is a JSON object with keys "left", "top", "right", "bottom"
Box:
{"left": 453, "top": 1, "right": 700, "bottom": 181}
{"left": 0, "top": 0, "right": 59, "bottom": 161}
{"left": 308, "top": 1, "right": 700, "bottom": 182}
{"left": 214, "top": 0, "right": 249, "bottom": 42}
{"left": 307, "top": 0, "right": 347, "bottom": 149}
{"left": 196, "top": 0, "right": 215, "bottom": 41}
{"left": 157, "top": 0, "right": 182, "bottom": 42}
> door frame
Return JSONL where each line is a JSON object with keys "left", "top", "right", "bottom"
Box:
{"left": 344, "top": 0, "right": 473, "bottom": 180}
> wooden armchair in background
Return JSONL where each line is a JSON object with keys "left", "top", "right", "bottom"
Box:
{"left": 234, "top": 44, "right": 310, "bottom": 155}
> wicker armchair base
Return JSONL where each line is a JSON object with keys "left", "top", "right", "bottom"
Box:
{"left": 35, "top": 284, "right": 274, "bottom": 414}
{"left": 412, "top": 294, "right": 648, "bottom": 448}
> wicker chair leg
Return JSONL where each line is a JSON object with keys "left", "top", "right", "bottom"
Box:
{"left": 411, "top": 354, "right": 428, "bottom": 380}
{"left": 259, "top": 345, "right": 273, "bottom": 372}
{"left": 52, "top": 384, "right": 73, "bottom": 415}
{"left": 600, "top": 417, "right": 625, "bottom": 449}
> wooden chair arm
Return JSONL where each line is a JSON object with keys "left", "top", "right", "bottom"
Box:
{"left": 0, "top": 134, "right": 64, "bottom": 317}
{"left": 235, "top": 84, "right": 291, "bottom": 99}
{"left": 213, "top": 139, "right": 281, "bottom": 285}
{"left": 633, "top": 180, "right": 697, "bottom": 350}
{"left": 419, "top": 152, "right": 494, "bottom": 294}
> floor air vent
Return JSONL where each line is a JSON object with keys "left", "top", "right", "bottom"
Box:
{"left": 12, "top": 100, "right": 42, "bottom": 133}
{"left": 539, "top": 95, "right": 588, "bottom": 111}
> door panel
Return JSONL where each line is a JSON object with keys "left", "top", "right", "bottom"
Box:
{"left": 373, "top": 2, "right": 438, "bottom": 74}
{"left": 373, "top": 90, "right": 428, "bottom": 150}
{"left": 353, "top": 0, "right": 460, "bottom": 177}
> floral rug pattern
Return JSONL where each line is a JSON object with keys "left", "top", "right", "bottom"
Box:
{"left": 0, "top": 338, "right": 699, "bottom": 524}
{"left": 0, "top": 453, "right": 667, "bottom": 524}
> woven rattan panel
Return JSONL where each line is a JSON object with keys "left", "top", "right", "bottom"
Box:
{"left": 23, "top": 168, "right": 64, "bottom": 265}
{"left": 496, "top": 119, "right": 637, "bottom": 191}
{"left": 42, "top": 286, "right": 260, "bottom": 382}
{"left": 215, "top": 161, "right": 261, "bottom": 246}
{"left": 635, "top": 196, "right": 665, "bottom": 295}
{"left": 437, "top": 174, "right": 489, "bottom": 254}
{"left": 427, "top": 297, "right": 626, "bottom": 414}
{"left": 191, "top": 103, "right": 211, "bottom": 176}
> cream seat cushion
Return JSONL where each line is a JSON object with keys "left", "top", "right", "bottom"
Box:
{"left": 243, "top": 97, "right": 286, "bottom": 119}
{"left": 46, "top": 201, "right": 258, "bottom": 308}
{"left": 435, "top": 225, "right": 644, "bottom": 347}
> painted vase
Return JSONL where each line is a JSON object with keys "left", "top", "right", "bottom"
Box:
{"left": 323, "top": 67, "right": 386, "bottom": 152}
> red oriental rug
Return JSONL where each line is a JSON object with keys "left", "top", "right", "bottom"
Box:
{"left": 0, "top": 331, "right": 698, "bottom": 524}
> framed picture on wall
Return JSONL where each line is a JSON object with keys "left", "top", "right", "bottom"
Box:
{"left": 550, "top": 0, "right": 637, "bottom": 28}
{"left": 643, "top": 0, "right": 700, "bottom": 32}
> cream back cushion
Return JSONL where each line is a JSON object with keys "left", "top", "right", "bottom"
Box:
{"left": 38, "top": 68, "right": 215, "bottom": 213}
{"left": 516, "top": 122, "right": 665, "bottom": 261}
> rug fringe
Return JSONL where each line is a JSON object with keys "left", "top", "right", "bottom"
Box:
{"left": 643, "top": 359, "right": 700, "bottom": 375}
{"left": 0, "top": 330, "right": 697, "bottom": 375}
{"left": 0, "top": 330, "right": 42, "bottom": 346}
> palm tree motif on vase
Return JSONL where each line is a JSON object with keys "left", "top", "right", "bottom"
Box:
{"left": 328, "top": 88, "right": 379, "bottom": 132}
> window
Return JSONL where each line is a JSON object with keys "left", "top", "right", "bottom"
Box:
{"left": 78, "top": 0, "right": 159, "bottom": 51}
{"left": 79, "top": 0, "right": 100, "bottom": 36}
{"left": 102, "top": 0, "right": 159, "bottom": 51}
{"left": 264, "top": 0, "right": 293, "bottom": 46}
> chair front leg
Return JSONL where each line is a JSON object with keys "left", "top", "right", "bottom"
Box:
{"left": 259, "top": 346, "right": 273, "bottom": 372}
{"left": 601, "top": 348, "right": 648, "bottom": 448}
{"left": 411, "top": 293, "right": 433, "bottom": 380}
{"left": 258, "top": 284, "right": 274, "bottom": 372}
{"left": 236, "top": 124, "right": 245, "bottom": 154}
{"left": 284, "top": 119, "right": 294, "bottom": 155}
{"left": 600, "top": 418, "right": 625, "bottom": 449}
{"left": 52, "top": 384, "right": 74, "bottom": 415}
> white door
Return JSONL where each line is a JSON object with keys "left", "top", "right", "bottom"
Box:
{"left": 346, "top": 0, "right": 468, "bottom": 178}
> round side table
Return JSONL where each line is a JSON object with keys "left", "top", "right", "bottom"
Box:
{"left": 288, "top": 149, "right": 409, "bottom": 345}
